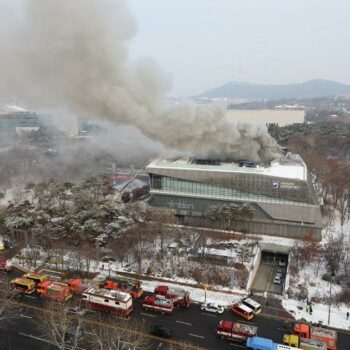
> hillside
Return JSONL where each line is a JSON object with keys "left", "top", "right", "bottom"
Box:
{"left": 197, "top": 79, "right": 350, "bottom": 100}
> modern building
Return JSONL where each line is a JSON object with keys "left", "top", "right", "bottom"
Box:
{"left": 0, "top": 105, "right": 52, "bottom": 133}
{"left": 145, "top": 154, "right": 322, "bottom": 240}
{"left": 226, "top": 109, "right": 305, "bottom": 126}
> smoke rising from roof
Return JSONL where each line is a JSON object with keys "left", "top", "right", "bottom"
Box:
{"left": 0, "top": 0, "right": 281, "bottom": 162}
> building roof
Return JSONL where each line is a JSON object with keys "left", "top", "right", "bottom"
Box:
{"left": 146, "top": 154, "right": 307, "bottom": 181}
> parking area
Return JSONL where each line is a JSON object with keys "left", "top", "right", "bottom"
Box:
{"left": 251, "top": 252, "right": 288, "bottom": 295}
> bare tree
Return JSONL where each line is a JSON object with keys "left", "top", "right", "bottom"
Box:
{"left": 125, "top": 225, "right": 153, "bottom": 274}
{"left": 39, "top": 300, "right": 85, "bottom": 350}
{"left": 85, "top": 315, "right": 150, "bottom": 350}
{"left": 323, "top": 233, "right": 344, "bottom": 277}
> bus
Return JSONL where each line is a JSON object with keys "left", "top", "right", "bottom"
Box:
{"left": 230, "top": 302, "right": 254, "bottom": 320}
{"left": 247, "top": 336, "right": 302, "bottom": 350}
{"left": 241, "top": 297, "right": 261, "bottom": 314}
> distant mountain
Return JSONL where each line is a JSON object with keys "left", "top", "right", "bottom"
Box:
{"left": 197, "top": 79, "right": 350, "bottom": 100}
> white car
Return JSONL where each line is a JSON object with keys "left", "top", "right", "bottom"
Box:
{"left": 201, "top": 303, "right": 225, "bottom": 314}
{"left": 273, "top": 276, "right": 282, "bottom": 284}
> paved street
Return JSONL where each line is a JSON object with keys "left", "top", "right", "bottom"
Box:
{"left": 1, "top": 270, "right": 350, "bottom": 349}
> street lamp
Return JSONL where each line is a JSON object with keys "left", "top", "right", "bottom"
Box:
{"left": 328, "top": 274, "right": 334, "bottom": 325}
{"left": 204, "top": 284, "right": 208, "bottom": 303}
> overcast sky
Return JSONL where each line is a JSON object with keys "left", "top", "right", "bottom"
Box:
{"left": 127, "top": 0, "right": 350, "bottom": 96}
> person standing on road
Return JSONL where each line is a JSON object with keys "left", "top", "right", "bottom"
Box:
{"left": 347, "top": 311, "right": 349, "bottom": 320}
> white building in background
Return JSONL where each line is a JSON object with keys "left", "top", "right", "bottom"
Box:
{"left": 226, "top": 109, "right": 305, "bottom": 126}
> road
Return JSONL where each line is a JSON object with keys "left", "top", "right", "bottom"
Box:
{"left": 1, "top": 271, "right": 350, "bottom": 349}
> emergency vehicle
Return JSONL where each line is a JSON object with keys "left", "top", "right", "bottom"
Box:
{"left": 99, "top": 278, "right": 143, "bottom": 299}
{"left": 81, "top": 287, "right": 133, "bottom": 316}
{"left": 37, "top": 280, "right": 73, "bottom": 302}
{"left": 284, "top": 334, "right": 327, "bottom": 350}
{"left": 10, "top": 277, "right": 36, "bottom": 294}
{"left": 68, "top": 278, "right": 91, "bottom": 294}
{"left": 216, "top": 320, "right": 257, "bottom": 342}
{"left": 293, "top": 324, "right": 337, "bottom": 350}
{"left": 0, "top": 257, "right": 12, "bottom": 273}
{"left": 142, "top": 295, "right": 174, "bottom": 315}
{"left": 22, "top": 272, "right": 48, "bottom": 285}
{"left": 230, "top": 302, "right": 254, "bottom": 320}
{"left": 154, "top": 285, "right": 190, "bottom": 308}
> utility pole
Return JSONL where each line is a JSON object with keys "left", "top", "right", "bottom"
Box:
{"left": 328, "top": 276, "right": 333, "bottom": 325}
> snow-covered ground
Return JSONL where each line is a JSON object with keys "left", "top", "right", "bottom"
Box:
{"left": 283, "top": 299, "right": 350, "bottom": 330}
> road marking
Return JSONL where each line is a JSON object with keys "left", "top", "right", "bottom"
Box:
{"left": 18, "top": 333, "right": 52, "bottom": 344}
{"left": 176, "top": 320, "right": 192, "bottom": 326}
{"left": 10, "top": 300, "right": 208, "bottom": 350}
{"left": 19, "top": 314, "right": 32, "bottom": 319}
{"left": 230, "top": 343, "right": 246, "bottom": 348}
{"left": 156, "top": 343, "right": 164, "bottom": 350}
{"left": 189, "top": 333, "right": 205, "bottom": 339}
{"left": 140, "top": 312, "right": 156, "bottom": 318}
{"left": 201, "top": 312, "right": 217, "bottom": 317}
{"left": 24, "top": 295, "right": 36, "bottom": 299}
{"left": 18, "top": 333, "right": 87, "bottom": 350}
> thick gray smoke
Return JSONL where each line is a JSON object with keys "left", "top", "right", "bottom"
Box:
{"left": 0, "top": 0, "right": 281, "bottom": 162}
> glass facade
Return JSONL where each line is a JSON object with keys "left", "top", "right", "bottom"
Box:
{"left": 150, "top": 174, "right": 312, "bottom": 205}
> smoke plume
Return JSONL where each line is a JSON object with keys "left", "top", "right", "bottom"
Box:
{"left": 0, "top": 0, "right": 281, "bottom": 162}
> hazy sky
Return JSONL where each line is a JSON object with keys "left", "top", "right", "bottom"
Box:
{"left": 127, "top": 0, "right": 350, "bottom": 96}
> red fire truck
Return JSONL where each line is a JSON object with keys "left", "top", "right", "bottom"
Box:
{"left": 0, "top": 257, "right": 12, "bottom": 273}
{"left": 293, "top": 323, "right": 337, "bottom": 350}
{"left": 216, "top": 320, "right": 257, "bottom": 342}
{"left": 68, "top": 278, "right": 91, "bottom": 294}
{"left": 100, "top": 278, "right": 143, "bottom": 299}
{"left": 142, "top": 295, "right": 174, "bottom": 315}
{"left": 154, "top": 285, "right": 190, "bottom": 308}
{"left": 81, "top": 287, "right": 133, "bottom": 316}
{"left": 37, "top": 280, "right": 73, "bottom": 302}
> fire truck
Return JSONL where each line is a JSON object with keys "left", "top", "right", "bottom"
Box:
{"left": 284, "top": 334, "right": 327, "bottom": 350}
{"left": 216, "top": 320, "right": 257, "bottom": 342}
{"left": 154, "top": 285, "right": 190, "bottom": 308}
{"left": 100, "top": 278, "right": 143, "bottom": 299}
{"left": 37, "top": 280, "right": 73, "bottom": 302}
{"left": 81, "top": 287, "right": 133, "bottom": 316}
{"left": 68, "top": 278, "right": 91, "bottom": 294}
{"left": 10, "top": 277, "right": 36, "bottom": 294}
{"left": 0, "top": 257, "right": 12, "bottom": 273}
{"left": 22, "top": 272, "right": 48, "bottom": 285}
{"left": 142, "top": 295, "right": 174, "bottom": 315}
{"left": 293, "top": 324, "right": 337, "bottom": 350}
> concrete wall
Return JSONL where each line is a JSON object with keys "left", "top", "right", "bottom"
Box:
{"left": 246, "top": 246, "right": 262, "bottom": 291}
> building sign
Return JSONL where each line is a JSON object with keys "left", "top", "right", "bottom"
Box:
{"left": 279, "top": 182, "right": 299, "bottom": 190}
{"left": 167, "top": 200, "right": 194, "bottom": 210}
{"left": 272, "top": 182, "right": 299, "bottom": 190}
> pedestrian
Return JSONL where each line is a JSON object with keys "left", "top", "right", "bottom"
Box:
{"left": 309, "top": 306, "right": 313, "bottom": 315}
{"left": 266, "top": 301, "right": 269, "bottom": 308}
{"left": 347, "top": 312, "right": 349, "bottom": 320}
{"left": 102, "top": 264, "right": 104, "bottom": 270}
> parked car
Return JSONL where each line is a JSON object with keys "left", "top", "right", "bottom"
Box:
{"left": 278, "top": 259, "right": 287, "bottom": 267}
{"left": 201, "top": 302, "right": 225, "bottom": 315}
{"left": 276, "top": 267, "right": 284, "bottom": 274}
{"left": 273, "top": 276, "right": 281, "bottom": 284}
{"left": 275, "top": 270, "right": 283, "bottom": 278}
{"left": 151, "top": 325, "right": 173, "bottom": 338}
{"left": 64, "top": 306, "right": 88, "bottom": 316}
